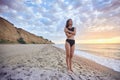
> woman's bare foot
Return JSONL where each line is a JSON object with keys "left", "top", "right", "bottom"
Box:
{"left": 67, "top": 69, "right": 73, "bottom": 74}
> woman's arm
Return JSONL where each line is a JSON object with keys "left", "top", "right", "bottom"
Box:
{"left": 66, "top": 27, "right": 76, "bottom": 35}
{"left": 66, "top": 32, "right": 72, "bottom": 37}
{"left": 64, "top": 28, "right": 72, "bottom": 37}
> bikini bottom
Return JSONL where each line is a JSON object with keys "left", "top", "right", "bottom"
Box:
{"left": 66, "top": 39, "right": 75, "bottom": 47}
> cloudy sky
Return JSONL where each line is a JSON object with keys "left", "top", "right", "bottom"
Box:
{"left": 0, "top": 0, "right": 120, "bottom": 44}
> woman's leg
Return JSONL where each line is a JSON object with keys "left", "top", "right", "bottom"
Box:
{"left": 70, "top": 44, "right": 75, "bottom": 71}
{"left": 65, "top": 42, "right": 70, "bottom": 71}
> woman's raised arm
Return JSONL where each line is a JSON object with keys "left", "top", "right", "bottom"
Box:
{"left": 65, "top": 27, "right": 76, "bottom": 35}
{"left": 64, "top": 27, "right": 73, "bottom": 37}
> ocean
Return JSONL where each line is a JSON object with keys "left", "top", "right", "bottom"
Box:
{"left": 53, "top": 44, "right": 120, "bottom": 72}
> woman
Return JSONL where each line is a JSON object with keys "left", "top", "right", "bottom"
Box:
{"left": 64, "top": 19, "right": 76, "bottom": 73}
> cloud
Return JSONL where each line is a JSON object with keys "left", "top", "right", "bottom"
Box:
{"left": 0, "top": 0, "right": 27, "bottom": 13}
{"left": 0, "top": 0, "right": 120, "bottom": 43}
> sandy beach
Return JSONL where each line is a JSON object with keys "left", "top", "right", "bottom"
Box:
{"left": 0, "top": 44, "right": 120, "bottom": 80}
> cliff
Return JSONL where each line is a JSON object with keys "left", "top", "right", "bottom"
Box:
{"left": 0, "top": 17, "right": 53, "bottom": 44}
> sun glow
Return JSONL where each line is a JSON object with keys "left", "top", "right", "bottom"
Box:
{"left": 77, "top": 37, "right": 120, "bottom": 44}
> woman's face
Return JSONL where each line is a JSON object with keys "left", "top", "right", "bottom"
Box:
{"left": 68, "top": 19, "right": 72, "bottom": 26}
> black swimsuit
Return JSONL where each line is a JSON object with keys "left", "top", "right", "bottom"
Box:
{"left": 66, "top": 27, "right": 75, "bottom": 47}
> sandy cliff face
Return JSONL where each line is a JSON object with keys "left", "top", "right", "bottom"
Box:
{"left": 0, "top": 17, "right": 53, "bottom": 44}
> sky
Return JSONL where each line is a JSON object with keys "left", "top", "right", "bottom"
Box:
{"left": 0, "top": 0, "right": 120, "bottom": 44}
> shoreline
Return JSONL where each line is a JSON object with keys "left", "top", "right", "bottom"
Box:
{"left": 53, "top": 44, "right": 120, "bottom": 72}
{"left": 75, "top": 50, "right": 120, "bottom": 72}
{"left": 0, "top": 44, "right": 120, "bottom": 80}
{"left": 73, "top": 55, "right": 120, "bottom": 76}
{"left": 54, "top": 45, "right": 120, "bottom": 79}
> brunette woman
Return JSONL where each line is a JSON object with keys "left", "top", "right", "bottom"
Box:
{"left": 64, "top": 19, "right": 76, "bottom": 73}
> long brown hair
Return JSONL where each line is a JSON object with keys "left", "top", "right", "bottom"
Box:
{"left": 65, "top": 19, "right": 72, "bottom": 28}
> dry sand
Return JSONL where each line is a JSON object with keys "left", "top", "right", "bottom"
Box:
{"left": 0, "top": 44, "right": 120, "bottom": 80}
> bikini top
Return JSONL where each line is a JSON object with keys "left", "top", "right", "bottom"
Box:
{"left": 68, "top": 27, "right": 74, "bottom": 32}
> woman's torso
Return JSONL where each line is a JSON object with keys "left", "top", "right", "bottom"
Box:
{"left": 67, "top": 27, "right": 75, "bottom": 40}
